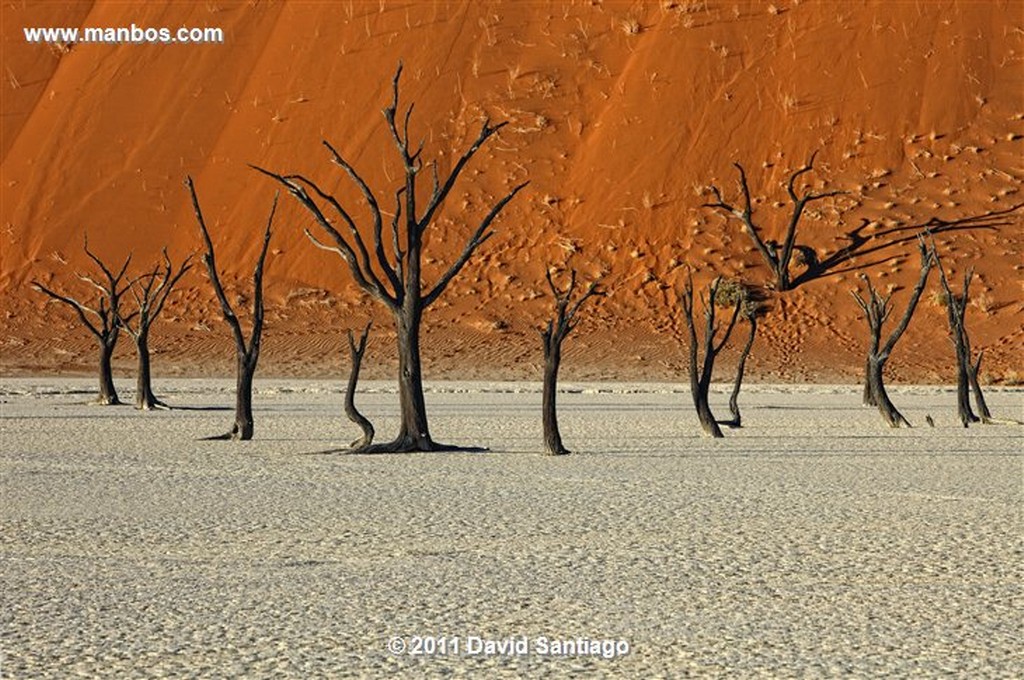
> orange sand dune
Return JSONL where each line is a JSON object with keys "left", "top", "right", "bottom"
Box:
{"left": 2, "top": 1, "right": 1022, "bottom": 383}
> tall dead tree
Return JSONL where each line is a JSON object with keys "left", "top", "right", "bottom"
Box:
{"left": 344, "top": 322, "right": 375, "bottom": 450}
{"left": 32, "top": 239, "right": 133, "bottom": 405}
{"left": 121, "top": 250, "right": 193, "bottom": 410}
{"left": 187, "top": 177, "right": 276, "bottom": 441}
{"left": 704, "top": 151, "right": 843, "bottom": 291}
{"left": 540, "top": 269, "right": 602, "bottom": 455}
{"left": 714, "top": 280, "right": 769, "bottom": 429}
{"left": 254, "top": 63, "right": 527, "bottom": 452}
{"left": 851, "top": 239, "right": 934, "bottom": 428}
{"left": 933, "top": 251, "right": 997, "bottom": 426}
{"left": 680, "top": 272, "right": 743, "bottom": 438}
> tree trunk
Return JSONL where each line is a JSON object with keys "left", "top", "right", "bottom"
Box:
{"left": 777, "top": 264, "right": 790, "bottom": 292}
{"left": 954, "top": 351, "right": 976, "bottom": 427}
{"left": 727, "top": 316, "right": 756, "bottom": 428}
{"left": 97, "top": 340, "right": 120, "bottom": 405}
{"left": 946, "top": 304, "right": 978, "bottom": 427}
{"left": 345, "top": 328, "right": 374, "bottom": 449}
{"left": 233, "top": 356, "right": 255, "bottom": 440}
{"left": 967, "top": 356, "right": 992, "bottom": 423}
{"left": 134, "top": 331, "right": 160, "bottom": 410}
{"left": 862, "top": 357, "right": 876, "bottom": 406}
{"left": 393, "top": 308, "right": 432, "bottom": 450}
{"left": 692, "top": 372, "right": 723, "bottom": 438}
{"left": 868, "top": 358, "right": 910, "bottom": 428}
{"left": 542, "top": 342, "right": 568, "bottom": 455}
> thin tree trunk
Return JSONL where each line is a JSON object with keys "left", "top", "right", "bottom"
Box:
{"left": 233, "top": 356, "right": 255, "bottom": 440}
{"left": 542, "top": 342, "right": 568, "bottom": 455}
{"left": 954, "top": 351, "right": 976, "bottom": 427}
{"left": 97, "top": 340, "right": 120, "bottom": 405}
{"left": 345, "top": 324, "right": 374, "bottom": 449}
{"left": 862, "top": 356, "right": 876, "bottom": 406}
{"left": 682, "top": 276, "right": 737, "bottom": 439}
{"left": 727, "top": 316, "right": 756, "bottom": 428}
{"left": 946, "top": 305, "right": 978, "bottom": 427}
{"left": 968, "top": 354, "right": 992, "bottom": 423}
{"left": 134, "top": 330, "right": 159, "bottom": 410}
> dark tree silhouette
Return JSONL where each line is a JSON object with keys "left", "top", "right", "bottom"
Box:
{"left": 936, "top": 262, "right": 980, "bottom": 426}
{"left": 32, "top": 238, "right": 133, "bottom": 405}
{"left": 714, "top": 281, "right": 770, "bottom": 429}
{"left": 540, "top": 269, "right": 602, "bottom": 455}
{"left": 344, "top": 321, "right": 375, "bottom": 450}
{"left": 254, "top": 63, "right": 527, "bottom": 452}
{"left": 121, "top": 250, "right": 193, "bottom": 410}
{"left": 704, "top": 151, "right": 843, "bottom": 291}
{"left": 187, "top": 176, "right": 276, "bottom": 441}
{"left": 851, "top": 239, "right": 934, "bottom": 428}
{"left": 680, "top": 272, "right": 743, "bottom": 438}
{"left": 931, "top": 247, "right": 1010, "bottom": 426}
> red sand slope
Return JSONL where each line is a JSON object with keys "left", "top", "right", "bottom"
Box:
{"left": 2, "top": 1, "right": 1022, "bottom": 383}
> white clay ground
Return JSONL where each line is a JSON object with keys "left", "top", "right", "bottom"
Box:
{"left": 1, "top": 379, "right": 1021, "bottom": 678}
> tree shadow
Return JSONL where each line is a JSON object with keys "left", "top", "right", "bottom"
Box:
{"left": 168, "top": 404, "right": 233, "bottom": 412}
{"left": 788, "top": 203, "right": 1023, "bottom": 289}
{"left": 302, "top": 441, "right": 490, "bottom": 456}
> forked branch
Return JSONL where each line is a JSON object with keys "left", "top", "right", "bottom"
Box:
{"left": 704, "top": 151, "right": 843, "bottom": 291}
{"left": 186, "top": 176, "right": 277, "bottom": 440}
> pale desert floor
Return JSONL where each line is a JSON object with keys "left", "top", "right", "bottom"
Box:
{"left": 1, "top": 378, "right": 1021, "bottom": 678}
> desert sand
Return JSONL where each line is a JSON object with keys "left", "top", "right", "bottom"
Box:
{"left": 2, "top": 1, "right": 1022, "bottom": 383}
{"left": 1, "top": 378, "right": 1021, "bottom": 677}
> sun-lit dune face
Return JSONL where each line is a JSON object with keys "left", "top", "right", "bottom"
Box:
{"left": 2, "top": 1, "right": 1021, "bottom": 382}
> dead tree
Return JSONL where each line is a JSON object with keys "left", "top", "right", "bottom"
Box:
{"left": 932, "top": 249, "right": 1004, "bottom": 425}
{"left": 680, "top": 272, "right": 743, "bottom": 438}
{"left": 32, "top": 238, "right": 133, "bottom": 405}
{"left": 851, "top": 239, "right": 934, "bottom": 428}
{"left": 345, "top": 321, "right": 375, "bottom": 449}
{"left": 121, "top": 250, "right": 193, "bottom": 410}
{"left": 715, "top": 281, "right": 769, "bottom": 428}
{"left": 540, "top": 269, "right": 602, "bottom": 455}
{"left": 254, "top": 63, "right": 527, "bottom": 452}
{"left": 187, "top": 177, "right": 276, "bottom": 441}
{"left": 704, "top": 151, "right": 843, "bottom": 291}
{"left": 936, "top": 263, "right": 980, "bottom": 426}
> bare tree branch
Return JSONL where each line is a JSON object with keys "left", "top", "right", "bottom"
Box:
{"left": 423, "top": 181, "right": 529, "bottom": 308}
{"left": 250, "top": 165, "right": 399, "bottom": 312}
{"left": 32, "top": 282, "right": 103, "bottom": 338}
{"left": 704, "top": 152, "right": 843, "bottom": 291}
